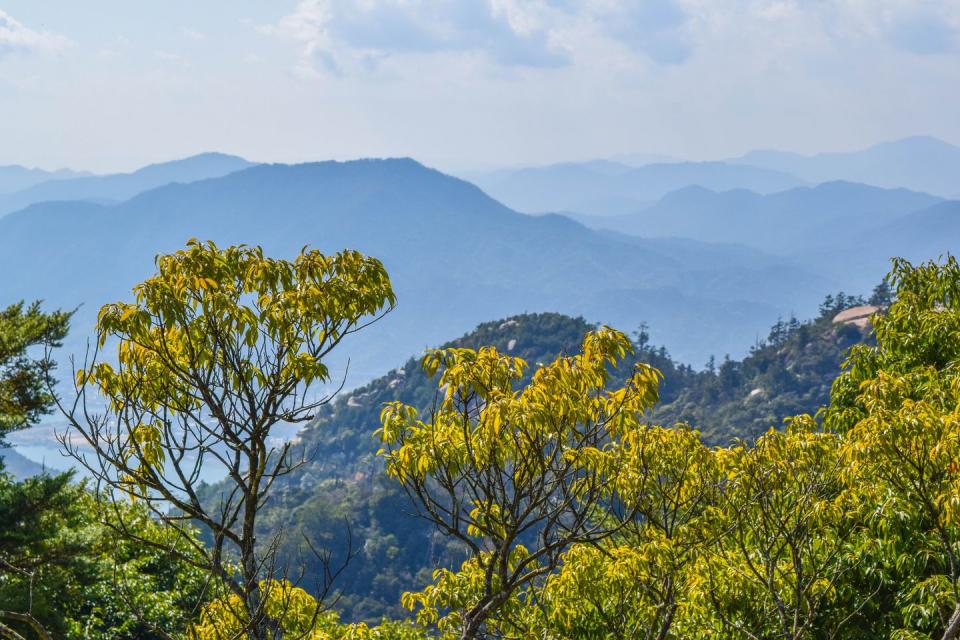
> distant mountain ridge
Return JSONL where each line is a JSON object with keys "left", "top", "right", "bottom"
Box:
{"left": 0, "top": 165, "right": 87, "bottom": 195}
{"left": 1, "top": 152, "right": 951, "bottom": 386}
{"left": 465, "top": 135, "right": 959, "bottom": 216}
{"left": 466, "top": 160, "right": 806, "bottom": 215}
{"left": 731, "top": 136, "right": 960, "bottom": 196}
{"left": 0, "top": 152, "right": 255, "bottom": 217}
{"left": 572, "top": 178, "right": 960, "bottom": 302}
{"left": 0, "top": 448, "right": 46, "bottom": 479}
{"left": 574, "top": 181, "right": 943, "bottom": 252}
{"left": 807, "top": 199, "right": 960, "bottom": 286}
{"left": 0, "top": 157, "right": 830, "bottom": 391}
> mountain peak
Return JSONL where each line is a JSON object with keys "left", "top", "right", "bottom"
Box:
{"left": 133, "top": 152, "right": 254, "bottom": 177}
{"left": 658, "top": 184, "right": 719, "bottom": 201}
{"left": 0, "top": 165, "right": 88, "bottom": 195}
{"left": 873, "top": 135, "right": 957, "bottom": 151}
{"left": 0, "top": 152, "right": 258, "bottom": 217}
{"left": 732, "top": 136, "right": 960, "bottom": 195}
{"left": 470, "top": 159, "right": 804, "bottom": 216}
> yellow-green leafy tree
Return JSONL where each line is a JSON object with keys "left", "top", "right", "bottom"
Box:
{"left": 542, "top": 424, "right": 718, "bottom": 639}
{"left": 60, "top": 240, "right": 395, "bottom": 640}
{"left": 189, "top": 579, "right": 429, "bottom": 640}
{"left": 693, "top": 418, "right": 863, "bottom": 640}
{"left": 827, "top": 256, "right": 960, "bottom": 639}
{"left": 377, "top": 328, "right": 661, "bottom": 640}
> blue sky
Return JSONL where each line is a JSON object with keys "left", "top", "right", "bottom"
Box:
{"left": 0, "top": 1, "right": 958, "bottom": 173}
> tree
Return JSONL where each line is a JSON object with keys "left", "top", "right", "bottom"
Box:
{"left": 378, "top": 328, "right": 662, "bottom": 639}
{"left": 818, "top": 292, "right": 866, "bottom": 319}
{"left": 189, "top": 578, "right": 429, "bottom": 640}
{"left": 59, "top": 240, "right": 396, "bottom": 640}
{"left": 696, "top": 418, "right": 864, "bottom": 640}
{"left": 0, "top": 473, "right": 211, "bottom": 640}
{"left": 0, "top": 300, "right": 69, "bottom": 639}
{"left": 827, "top": 256, "right": 960, "bottom": 639}
{"left": 0, "top": 471, "right": 74, "bottom": 640}
{"left": 868, "top": 280, "right": 894, "bottom": 307}
{"left": 818, "top": 295, "right": 836, "bottom": 318}
{"left": 0, "top": 301, "right": 70, "bottom": 442}
{"left": 543, "top": 424, "right": 718, "bottom": 639}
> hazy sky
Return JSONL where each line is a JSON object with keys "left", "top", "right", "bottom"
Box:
{"left": 0, "top": 1, "right": 958, "bottom": 173}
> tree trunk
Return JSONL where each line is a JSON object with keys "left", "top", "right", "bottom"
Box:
{"left": 942, "top": 601, "right": 960, "bottom": 640}
{"left": 460, "top": 592, "right": 509, "bottom": 640}
{"left": 461, "top": 610, "right": 486, "bottom": 640}
{"left": 0, "top": 612, "right": 52, "bottom": 640}
{"left": 243, "top": 541, "right": 267, "bottom": 640}
{"left": 656, "top": 603, "right": 675, "bottom": 640}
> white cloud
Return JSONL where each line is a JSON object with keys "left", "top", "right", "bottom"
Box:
{"left": 679, "top": 0, "right": 960, "bottom": 56}
{"left": 0, "top": 9, "right": 69, "bottom": 58}
{"left": 2, "top": 0, "right": 958, "bottom": 172}
{"left": 586, "top": 0, "right": 693, "bottom": 64}
{"left": 262, "top": 0, "right": 575, "bottom": 75}
{"left": 181, "top": 28, "right": 207, "bottom": 42}
{"left": 260, "top": 0, "right": 749, "bottom": 76}
{"left": 874, "top": 2, "right": 960, "bottom": 55}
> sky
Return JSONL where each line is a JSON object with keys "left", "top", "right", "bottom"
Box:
{"left": 0, "top": 0, "right": 958, "bottom": 173}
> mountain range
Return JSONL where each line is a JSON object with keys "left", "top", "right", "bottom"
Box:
{"left": 0, "top": 152, "right": 254, "bottom": 217}
{"left": 574, "top": 181, "right": 942, "bottom": 251}
{"left": 572, "top": 180, "right": 959, "bottom": 295}
{"left": 0, "top": 165, "right": 87, "bottom": 195}
{"left": 731, "top": 136, "right": 960, "bottom": 197}
{"left": 1, "top": 147, "right": 955, "bottom": 390}
{"left": 465, "top": 160, "right": 806, "bottom": 215}
{"left": 808, "top": 199, "right": 960, "bottom": 286}
{"left": 465, "top": 136, "right": 960, "bottom": 215}
{"left": 1, "top": 140, "right": 957, "bottom": 474}
{"left": 0, "top": 158, "right": 830, "bottom": 392}
{"left": 0, "top": 448, "right": 46, "bottom": 479}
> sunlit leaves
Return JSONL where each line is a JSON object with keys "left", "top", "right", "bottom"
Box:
{"left": 374, "top": 256, "right": 960, "bottom": 640}
{"left": 400, "top": 547, "right": 536, "bottom": 638}
{"left": 189, "top": 579, "right": 341, "bottom": 640}
{"left": 825, "top": 256, "right": 960, "bottom": 636}
{"left": 530, "top": 422, "right": 720, "bottom": 637}
{"left": 64, "top": 240, "right": 397, "bottom": 639}
{"left": 543, "top": 543, "right": 676, "bottom": 639}
{"left": 76, "top": 239, "right": 395, "bottom": 500}
{"left": 379, "top": 327, "right": 660, "bottom": 489}
{"left": 190, "top": 579, "right": 429, "bottom": 640}
{"left": 84, "top": 240, "right": 396, "bottom": 424}
{"left": 695, "top": 419, "right": 862, "bottom": 639}
{"left": 378, "top": 327, "right": 664, "bottom": 637}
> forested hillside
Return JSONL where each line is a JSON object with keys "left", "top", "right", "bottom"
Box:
{"left": 255, "top": 295, "right": 875, "bottom": 621}
{"left": 653, "top": 292, "right": 880, "bottom": 442}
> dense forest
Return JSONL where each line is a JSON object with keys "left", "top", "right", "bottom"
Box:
{"left": 3, "top": 241, "right": 960, "bottom": 639}
{"left": 242, "top": 287, "right": 884, "bottom": 621}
